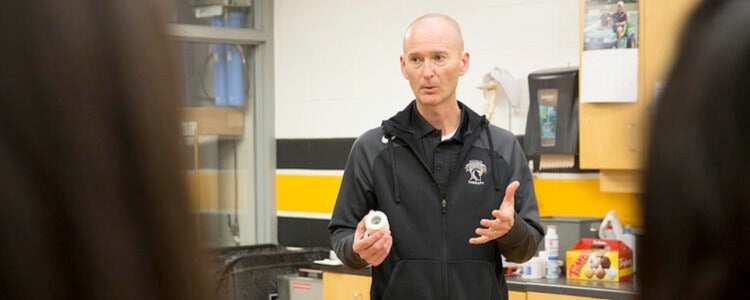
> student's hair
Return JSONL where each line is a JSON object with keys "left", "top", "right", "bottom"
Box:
{"left": 640, "top": 1, "right": 750, "bottom": 299}
{"left": 0, "top": 1, "right": 210, "bottom": 299}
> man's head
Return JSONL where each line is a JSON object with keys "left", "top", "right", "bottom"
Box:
{"left": 616, "top": 1, "right": 624, "bottom": 11}
{"left": 400, "top": 13, "right": 470, "bottom": 108}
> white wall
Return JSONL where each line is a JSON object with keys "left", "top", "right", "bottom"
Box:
{"left": 274, "top": 0, "right": 580, "bottom": 138}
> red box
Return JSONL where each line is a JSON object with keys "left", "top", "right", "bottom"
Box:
{"left": 565, "top": 238, "right": 633, "bottom": 282}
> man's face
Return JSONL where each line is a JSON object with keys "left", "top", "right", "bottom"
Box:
{"left": 400, "top": 20, "right": 469, "bottom": 107}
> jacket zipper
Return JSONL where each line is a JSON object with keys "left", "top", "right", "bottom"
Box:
{"left": 441, "top": 195, "right": 448, "bottom": 299}
{"left": 387, "top": 119, "right": 488, "bottom": 300}
{"left": 440, "top": 121, "right": 485, "bottom": 300}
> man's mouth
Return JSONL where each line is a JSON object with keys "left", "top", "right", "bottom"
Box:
{"left": 421, "top": 86, "right": 437, "bottom": 92}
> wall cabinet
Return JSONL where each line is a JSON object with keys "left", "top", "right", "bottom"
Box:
{"left": 578, "top": 0, "right": 700, "bottom": 191}
{"left": 322, "top": 272, "right": 371, "bottom": 300}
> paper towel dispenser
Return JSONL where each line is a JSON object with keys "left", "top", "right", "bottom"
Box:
{"left": 524, "top": 67, "right": 579, "bottom": 156}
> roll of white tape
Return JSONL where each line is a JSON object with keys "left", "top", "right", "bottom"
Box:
{"left": 365, "top": 210, "right": 389, "bottom": 238}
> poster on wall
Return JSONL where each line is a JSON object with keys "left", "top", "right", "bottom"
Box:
{"left": 580, "top": 0, "right": 639, "bottom": 103}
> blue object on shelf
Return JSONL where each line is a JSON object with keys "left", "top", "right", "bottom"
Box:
{"left": 226, "top": 11, "right": 246, "bottom": 107}
{"left": 211, "top": 16, "right": 228, "bottom": 106}
{"left": 227, "top": 10, "right": 245, "bottom": 28}
{"left": 226, "top": 44, "right": 245, "bottom": 107}
{"left": 181, "top": 42, "right": 196, "bottom": 105}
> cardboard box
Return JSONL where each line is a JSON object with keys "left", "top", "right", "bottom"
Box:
{"left": 566, "top": 238, "right": 633, "bottom": 282}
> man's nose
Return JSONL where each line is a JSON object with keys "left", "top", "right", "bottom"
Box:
{"left": 422, "top": 61, "right": 435, "bottom": 78}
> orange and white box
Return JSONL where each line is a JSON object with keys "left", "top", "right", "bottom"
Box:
{"left": 566, "top": 238, "right": 633, "bottom": 282}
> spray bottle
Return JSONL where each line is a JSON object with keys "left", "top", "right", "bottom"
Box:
{"left": 545, "top": 225, "right": 559, "bottom": 279}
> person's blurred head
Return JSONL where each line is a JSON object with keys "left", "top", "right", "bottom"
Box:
{"left": 641, "top": 0, "right": 750, "bottom": 299}
{"left": 0, "top": 1, "right": 209, "bottom": 299}
{"left": 400, "top": 13, "right": 470, "bottom": 109}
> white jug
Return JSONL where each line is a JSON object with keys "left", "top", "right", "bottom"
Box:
{"left": 598, "top": 210, "right": 624, "bottom": 240}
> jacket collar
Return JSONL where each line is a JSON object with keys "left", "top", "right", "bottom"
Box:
{"left": 380, "top": 100, "right": 502, "bottom": 201}
{"left": 382, "top": 100, "right": 483, "bottom": 142}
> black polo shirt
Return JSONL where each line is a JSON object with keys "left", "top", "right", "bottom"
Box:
{"left": 410, "top": 106, "right": 469, "bottom": 196}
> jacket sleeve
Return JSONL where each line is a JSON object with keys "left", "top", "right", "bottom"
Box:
{"left": 328, "top": 133, "right": 377, "bottom": 269}
{"left": 496, "top": 138, "right": 544, "bottom": 263}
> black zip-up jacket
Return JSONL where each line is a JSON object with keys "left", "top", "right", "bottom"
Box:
{"left": 329, "top": 101, "right": 544, "bottom": 300}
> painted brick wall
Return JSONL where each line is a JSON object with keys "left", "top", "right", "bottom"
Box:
{"left": 274, "top": 0, "right": 580, "bottom": 138}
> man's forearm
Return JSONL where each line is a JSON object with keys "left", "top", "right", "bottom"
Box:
{"left": 496, "top": 213, "right": 543, "bottom": 263}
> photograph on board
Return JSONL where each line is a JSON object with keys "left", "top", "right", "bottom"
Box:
{"left": 583, "top": 0, "right": 639, "bottom": 51}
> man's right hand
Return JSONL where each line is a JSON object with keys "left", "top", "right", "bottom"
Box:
{"left": 352, "top": 217, "right": 392, "bottom": 266}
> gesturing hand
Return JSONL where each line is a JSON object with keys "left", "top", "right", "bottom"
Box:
{"left": 352, "top": 217, "right": 392, "bottom": 266}
{"left": 469, "top": 181, "right": 520, "bottom": 244}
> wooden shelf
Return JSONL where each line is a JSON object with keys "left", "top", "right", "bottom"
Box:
{"left": 181, "top": 107, "right": 244, "bottom": 136}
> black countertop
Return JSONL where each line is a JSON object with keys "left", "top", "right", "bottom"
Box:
{"left": 506, "top": 275, "right": 636, "bottom": 300}
{"left": 316, "top": 264, "right": 637, "bottom": 299}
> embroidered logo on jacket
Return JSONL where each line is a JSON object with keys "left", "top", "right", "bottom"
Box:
{"left": 464, "top": 160, "right": 487, "bottom": 185}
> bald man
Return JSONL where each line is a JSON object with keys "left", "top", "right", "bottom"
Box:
{"left": 329, "top": 14, "right": 543, "bottom": 300}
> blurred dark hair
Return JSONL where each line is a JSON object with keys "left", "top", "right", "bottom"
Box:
{"left": 0, "top": 1, "right": 210, "bottom": 299}
{"left": 640, "top": 0, "right": 750, "bottom": 299}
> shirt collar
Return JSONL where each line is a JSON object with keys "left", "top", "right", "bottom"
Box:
{"left": 410, "top": 105, "right": 438, "bottom": 138}
{"left": 409, "top": 102, "right": 468, "bottom": 142}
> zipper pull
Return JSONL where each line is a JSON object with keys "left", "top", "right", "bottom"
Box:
{"left": 441, "top": 198, "right": 447, "bottom": 214}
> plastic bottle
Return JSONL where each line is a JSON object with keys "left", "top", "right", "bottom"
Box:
{"left": 622, "top": 224, "right": 636, "bottom": 272}
{"left": 546, "top": 257, "right": 559, "bottom": 279}
{"left": 544, "top": 225, "right": 559, "bottom": 258}
{"left": 599, "top": 210, "right": 624, "bottom": 240}
{"left": 602, "top": 221, "right": 617, "bottom": 239}
{"left": 545, "top": 225, "right": 560, "bottom": 279}
{"left": 522, "top": 252, "right": 546, "bottom": 279}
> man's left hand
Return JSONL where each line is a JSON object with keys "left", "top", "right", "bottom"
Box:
{"left": 469, "top": 181, "right": 519, "bottom": 244}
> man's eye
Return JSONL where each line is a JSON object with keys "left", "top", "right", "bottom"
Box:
{"left": 435, "top": 55, "right": 445, "bottom": 61}
{"left": 410, "top": 57, "right": 421, "bottom": 63}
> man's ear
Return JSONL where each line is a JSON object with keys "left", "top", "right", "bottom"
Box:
{"left": 459, "top": 52, "right": 470, "bottom": 76}
{"left": 400, "top": 55, "right": 408, "bottom": 79}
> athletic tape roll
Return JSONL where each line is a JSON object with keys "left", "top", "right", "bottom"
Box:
{"left": 365, "top": 210, "right": 389, "bottom": 238}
